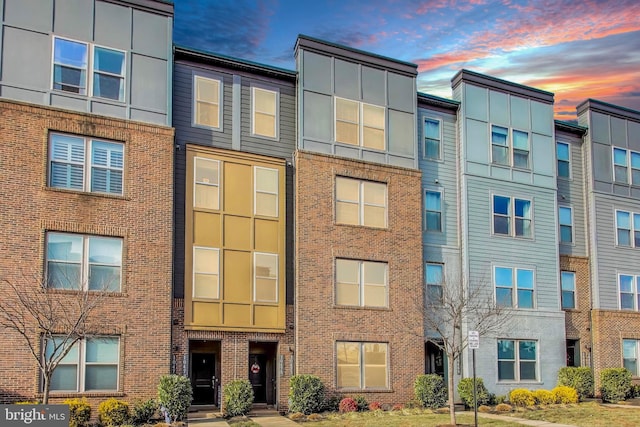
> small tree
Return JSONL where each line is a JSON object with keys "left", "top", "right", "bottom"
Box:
{"left": 0, "top": 271, "right": 110, "bottom": 404}
{"left": 424, "top": 268, "right": 512, "bottom": 425}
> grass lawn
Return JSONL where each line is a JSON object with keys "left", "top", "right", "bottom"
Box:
{"left": 506, "top": 401, "right": 640, "bottom": 427}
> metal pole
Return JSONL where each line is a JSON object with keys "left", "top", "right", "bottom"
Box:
{"left": 473, "top": 348, "right": 478, "bottom": 427}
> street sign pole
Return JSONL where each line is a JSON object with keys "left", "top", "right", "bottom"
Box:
{"left": 468, "top": 331, "right": 479, "bottom": 427}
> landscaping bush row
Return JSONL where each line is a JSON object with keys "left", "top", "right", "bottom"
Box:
{"left": 508, "top": 386, "right": 578, "bottom": 406}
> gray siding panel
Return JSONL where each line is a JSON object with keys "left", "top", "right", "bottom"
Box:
{"left": 557, "top": 131, "right": 587, "bottom": 256}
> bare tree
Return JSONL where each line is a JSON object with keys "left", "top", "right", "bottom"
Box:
{"left": 0, "top": 270, "right": 109, "bottom": 403}
{"left": 424, "top": 268, "right": 512, "bottom": 426}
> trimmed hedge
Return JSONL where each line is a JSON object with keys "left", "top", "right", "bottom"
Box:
{"left": 509, "top": 389, "right": 535, "bottom": 407}
{"left": 98, "top": 398, "right": 130, "bottom": 426}
{"left": 457, "top": 377, "right": 490, "bottom": 408}
{"left": 600, "top": 368, "right": 631, "bottom": 403}
{"left": 414, "top": 374, "right": 447, "bottom": 409}
{"left": 157, "top": 374, "right": 193, "bottom": 422}
{"left": 557, "top": 367, "right": 594, "bottom": 400}
{"left": 288, "top": 374, "right": 325, "bottom": 415}
{"left": 223, "top": 379, "right": 254, "bottom": 417}
{"left": 63, "top": 398, "right": 91, "bottom": 427}
{"left": 552, "top": 386, "right": 578, "bottom": 404}
{"left": 533, "top": 389, "right": 556, "bottom": 405}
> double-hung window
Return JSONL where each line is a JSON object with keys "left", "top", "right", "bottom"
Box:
{"left": 426, "top": 263, "right": 444, "bottom": 302}
{"left": 491, "top": 125, "right": 529, "bottom": 168}
{"left": 194, "top": 157, "right": 220, "bottom": 210}
{"left": 49, "top": 133, "right": 124, "bottom": 195}
{"left": 491, "top": 126, "right": 509, "bottom": 166}
{"left": 424, "top": 118, "right": 441, "bottom": 159}
{"left": 623, "top": 339, "right": 640, "bottom": 376}
{"left": 493, "top": 195, "right": 531, "bottom": 238}
{"left": 561, "top": 271, "right": 576, "bottom": 309}
{"left": 425, "top": 190, "right": 442, "bottom": 232}
{"left": 559, "top": 206, "right": 573, "bottom": 244}
{"left": 335, "top": 177, "right": 387, "bottom": 228}
{"left": 252, "top": 86, "right": 278, "bottom": 138}
{"left": 335, "top": 98, "right": 385, "bottom": 150}
{"left": 335, "top": 259, "right": 388, "bottom": 308}
{"left": 613, "top": 148, "right": 640, "bottom": 185}
{"left": 53, "top": 37, "right": 125, "bottom": 101}
{"left": 336, "top": 341, "right": 388, "bottom": 389}
{"left": 46, "top": 232, "right": 122, "bottom": 292}
{"left": 498, "top": 339, "right": 537, "bottom": 381}
{"left": 619, "top": 274, "right": 640, "bottom": 310}
{"left": 512, "top": 130, "right": 530, "bottom": 168}
{"left": 46, "top": 336, "right": 119, "bottom": 392}
{"left": 254, "top": 167, "right": 278, "bottom": 217}
{"left": 194, "top": 75, "right": 222, "bottom": 129}
{"left": 193, "top": 247, "right": 219, "bottom": 299}
{"left": 557, "top": 142, "right": 570, "bottom": 178}
{"left": 254, "top": 253, "right": 278, "bottom": 302}
{"left": 495, "top": 266, "right": 534, "bottom": 308}
{"left": 615, "top": 210, "right": 640, "bottom": 247}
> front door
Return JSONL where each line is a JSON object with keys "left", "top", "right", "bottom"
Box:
{"left": 249, "top": 354, "right": 267, "bottom": 403}
{"left": 192, "top": 353, "right": 217, "bottom": 405}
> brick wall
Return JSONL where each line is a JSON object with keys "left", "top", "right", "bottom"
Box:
{"left": 0, "top": 99, "right": 174, "bottom": 405}
{"left": 294, "top": 150, "right": 424, "bottom": 405}
{"left": 560, "top": 255, "right": 592, "bottom": 367}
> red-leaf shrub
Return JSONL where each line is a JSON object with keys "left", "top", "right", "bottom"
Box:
{"left": 369, "top": 401, "right": 382, "bottom": 411}
{"left": 339, "top": 397, "right": 358, "bottom": 413}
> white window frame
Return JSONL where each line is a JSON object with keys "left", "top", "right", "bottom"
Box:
{"left": 254, "top": 166, "right": 279, "bottom": 217}
{"left": 336, "top": 341, "right": 389, "bottom": 390}
{"left": 561, "top": 271, "right": 576, "bottom": 310}
{"left": 424, "top": 189, "right": 442, "bottom": 232}
{"left": 193, "top": 157, "right": 221, "bottom": 210}
{"left": 335, "top": 259, "right": 388, "bottom": 308}
{"left": 491, "top": 125, "right": 530, "bottom": 169}
{"left": 192, "top": 246, "right": 220, "bottom": 300}
{"left": 494, "top": 266, "right": 535, "bottom": 309}
{"left": 254, "top": 252, "right": 279, "bottom": 303}
{"left": 335, "top": 177, "right": 387, "bottom": 228}
{"left": 49, "top": 133, "right": 124, "bottom": 196}
{"left": 52, "top": 37, "right": 126, "bottom": 102}
{"left": 192, "top": 74, "right": 223, "bottom": 130}
{"left": 426, "top": 263, "right": 444, "bottom": 302}
{"left": 615, "top": 210, "right": 640, "bottom": 248}
{"left": 618, "top": 273, "right": 640, "bottom": 311}
{"left": 512, "top": 129, "right": 530, "bottom": 169}
{"left": 558, "top": 206, "right": 574, "bottom": 244}
{"left": 423, "top": 117, "right": 442, "bottom": 160}
{"left": 334, "top": 97, "right": 386, "bottom": 151}
{"left": 46, "top": 336, "right": 120, "bottom": 393}
{"left": 251, "top": 85, "right": 279, "bottom": 139}
{"left": 623, "top": 339, "right": 640, "bottom": 376}
{"left": 497, "top": 339, "right": 538, "bottom": 382}
{"left": 557, "top": 141, "right": 571, "bottom": 179}
{"left": 492, "top": 194, "right": 532, "bottom": 238}
{"left": 46, "top": 232, "right": 122, "bottom": 292}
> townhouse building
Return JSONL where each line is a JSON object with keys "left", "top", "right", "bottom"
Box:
{"left": 0, "top": 0, "right": 174, "bottom": 405}
{"left": 170, "top": 46, "right": 296, "bottom": 408}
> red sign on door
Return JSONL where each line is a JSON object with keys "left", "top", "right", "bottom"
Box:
{"left": 251, "top": 362, "right": 260, "bottom": 374}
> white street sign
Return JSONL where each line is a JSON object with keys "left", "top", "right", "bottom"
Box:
{"left": 468, "top": 330, "right": 480, "bottom": 349}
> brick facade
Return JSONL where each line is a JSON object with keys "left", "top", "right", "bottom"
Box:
{"left": 0, "top": 99, "right": 174, "bottom": 404}
{"left": 560, "top": 255, "right": 592, "bottom": 367}
{"left": 294, "top": 150, "right": 424, "bottom": 405}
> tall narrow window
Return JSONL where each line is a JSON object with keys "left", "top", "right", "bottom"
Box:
{"left": 424, "top": 118, "right": 441, "bottom": 159}
{"left": 252, "top": 87, "right": 278, "bottom": 138}
{"left": 614, "top": 148, "right": 629, "bottom": 183}
{"left": 335, "top": 177, "right": 387, "bottom": 228}
{"left": 632, "top": 152, "right": 640, "bottom": 185}
{"left": 254, "top": 253, "right": 278, "bottom": 302}
{"left": 336, "top": 259, "right": 388, "bottom": 308}
{"left": 517, "top": 269, "right": 534, "bottom": 309}
{"left": 426, "top": 263, "right": 444, "bottom": 302}
{"left": 194, "top": 158, "right": 220, "bottom": 210}
{"left": 254, "top": 167, "right": 278, "bottom": 217}
{"left": 194, "top": 76, "right": 221, "bottom": 128}
{"left": 561, "top": 271, "right": 576, "bottom": 309}
{"left": 425, "top": 190, "right": 442, "bottom": 232}
{"left": 623, "top": 340, "right": 640, "bottom": 376}
{"left": 616, "top": 210, "right": 631, "bottom": 247}
{"left": 335, "top": 98, "right": 359, "bottom": 146}
{"left": 495, "top": 267, "right": 513, "bottom": 307}
{"left": 619, "top": 274, "right": 637, "bottom": 310}
{"left": 514, "top": 199, "right": 531, "bottom": 237}
{"left": 559, "top": 206, "right": 573, "bottom": 244}
{"left": 53, "top": 38, "right": 88, "bottom": 95}
{"left": 91, "top": 141, "right": 124, "bottom": 194}
{"left": 93, "top": 46, "right": 125, "bottom": 101}
{"left": 336, "top": 342, "right": 388, "bottom": 389}
{"left": 491, "top": 125, "right": 509, "bottom": 165}
{"left": 557, "top": 142, "right": 570, "bottom": 178}
{"left": 493, "top": 196, "right": 511, "bottom": 235}
{"left": 362, "top": 104, "right": 385, "bottom": 150}
{"left": 512, "top": 130, "right": 530, "bottom": 169}
{"left": 193, "top": 247, "right": 219, "bottom": 299}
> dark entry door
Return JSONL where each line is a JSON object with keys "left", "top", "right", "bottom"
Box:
{"left": 192, "top": 353, "right": 217, "bottom": 404}
{"left": 249, "top": 354, "right": 267, "bottom": 402}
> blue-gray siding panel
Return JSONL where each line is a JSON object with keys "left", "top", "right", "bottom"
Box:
{"left": 557, "top": 131, "right": 587, "bottom": 256}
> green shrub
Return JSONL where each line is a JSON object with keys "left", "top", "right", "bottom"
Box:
{"left": 629, "top": 383, "right": 640, "bottom": 398}
{"left": 557, "top": 367, "right": 594, "bottom": 400}
{"left": 130, "top": 399, "right": 157, "bottom": 425}
{"left": 495, "top": 403, "right": 512, "bottom": 412}
{"left": 353, "top": 395, "right": 368, "bottom": 411}
{"left": 600, "top": 368, "right": 632, "bottom": 403}
{"left": 509, "top": 389, "right": 535, "bottom": 407}
{"left": 533, "top": 389, "right": 556, "bottom": 405}
{"left": 157, "top": 374, "right": 193, "bottom": 422}
{"left": 457, "top": 377, "right": 490, "bottom": 408}
{"left": 223, "top": 379, "right": 254, "bottom": 417}
{"left": 323, "top": 394, "right": 341, "bottom": 412}
{"left": 414, "top": 374, "right": 447, "bottom": 409}
{"left": 552, "top": 386, "right": 578, "bottom": 404}
{"left": 339, "top": 397, "right": 357, "bottom": 413}
{"left": 288, "top": 374, "right": 325, "bottom": 415}
{"left": 98, "top": 398, "right": 130, "bottom": 426}
{"left": 493, "top": 394, "right": 507, "bottom": 405}
{"left": 63, "top": 398, "right": 91, "bottom": 427}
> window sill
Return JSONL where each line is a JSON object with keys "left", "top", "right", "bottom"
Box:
{"left": 496, "top": 380, "right": 542, "bottom": 385}
{"left": 492, "top": 233, "right": 533, "bottom": 240}
{"left": 41, "top": 391, "right": 124, "bottom": 399}
{"left": 333, "top": 305, "right": 391, "bottom": 312}
{"left": 44, "top": 186, "right": 129, "bottom": 201}
{"left": 336, "top": 388, "right": 393, "bottom": 393}
{"left": 47, "top": 288, "right": 126, "bottom": 297}
{"left": 335, "top": 222, "right": 389, "bottom": 231}
{"left": 250, "top": 132, "right": 280, "bottom": 142}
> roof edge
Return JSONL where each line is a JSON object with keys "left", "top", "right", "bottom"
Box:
{"left": 451, "top": 69, "right": 554, "bottom": 105}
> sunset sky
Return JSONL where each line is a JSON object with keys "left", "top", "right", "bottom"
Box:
{"left": 174, "top": 0, "right": 640, "bottom": 120}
